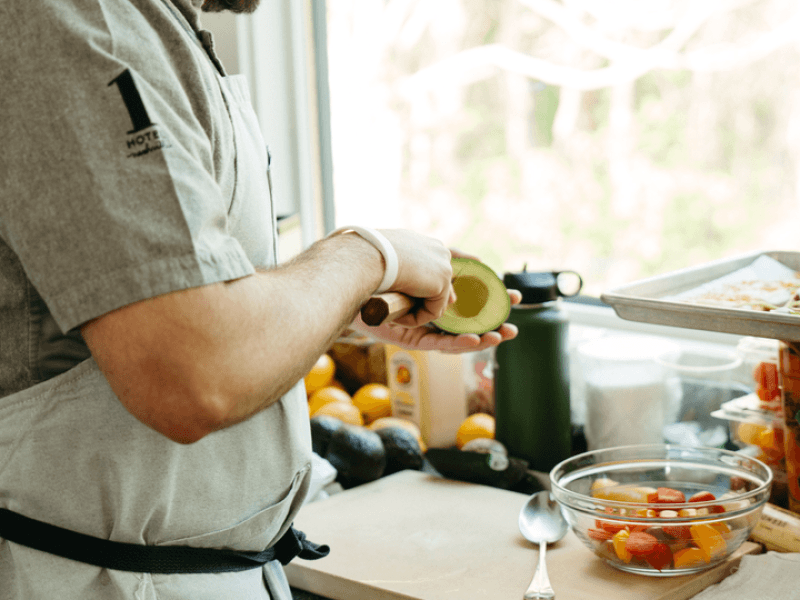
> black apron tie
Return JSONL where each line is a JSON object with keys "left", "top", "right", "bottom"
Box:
{"left": 0, "top": 508, "right": 329, "bottom": 573}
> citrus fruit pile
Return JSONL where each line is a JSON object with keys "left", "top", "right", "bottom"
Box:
{"left": 304, "top": 353, "right": 425, "bottom": 487}
{"left": 303, "top": 354, "right": 505, "bottom": 490}
{"left": 304, "top": 353, "right": 392, "bottom": 426}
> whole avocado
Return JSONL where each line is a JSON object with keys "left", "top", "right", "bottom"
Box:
{"left": 325, "top": 424, "right": 387, "bottom": 488}
{"left": 375, "top": 426, "right": 424, "bottom": 475}
{"left": 309, "top": 414, "right": 344, "bottom": 457}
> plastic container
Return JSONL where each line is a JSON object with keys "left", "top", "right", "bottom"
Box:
{"left": 577, "top": 334, "right": 680, "bottom": 451}
{"left": 713, "top": 393, "right": 787, "bottom": 508}
{"left": 736, "top": 337, "right": 781, "bottom": 414}
{"left": 656, "top": 347, "right": 744, "bottom": 447}
{"left": 493, "top": 270, "right": 581, "bottom": 471}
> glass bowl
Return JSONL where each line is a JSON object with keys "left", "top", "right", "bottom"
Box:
{"left": 549, "top": 444, "right": 772, "bottom": 576}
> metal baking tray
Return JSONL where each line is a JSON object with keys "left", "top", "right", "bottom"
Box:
{"left": 600, "top": 250, "right": 800, "bottom": 342}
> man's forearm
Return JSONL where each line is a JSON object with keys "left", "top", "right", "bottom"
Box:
{"left": 82, "top": 233, "right": 385, "bottom": 443}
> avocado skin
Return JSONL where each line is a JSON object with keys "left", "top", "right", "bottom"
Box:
{"left": 310, "top": 415, "right": 345, "bottom": 457}
{"left": 325, "top": 424, "right": 387, "bottom": 488}
{"left": 375, "top": 427, "right": 424, "bottom": 475}
{"left": 425, "top": 448, "right": 530, "bottom": 490}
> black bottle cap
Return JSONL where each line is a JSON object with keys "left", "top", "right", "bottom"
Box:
{"left": 503, "top": 269, "right": 583, "bottom": 304}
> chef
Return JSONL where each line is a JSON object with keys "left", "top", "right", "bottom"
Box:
{"left": 0, "top": 0, "right": 518, "bottom": 598}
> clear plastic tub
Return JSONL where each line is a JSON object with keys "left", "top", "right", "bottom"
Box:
{"left": 736, "top": 337, "right": 781, "bottom": 414}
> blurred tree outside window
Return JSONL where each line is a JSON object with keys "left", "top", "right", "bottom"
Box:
{"left": 324, "top": 0, "right": 800, "bottom": 297}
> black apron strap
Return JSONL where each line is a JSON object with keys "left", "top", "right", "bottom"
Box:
{"left": 0, "top": 508, "right": 329, "bottom": 573}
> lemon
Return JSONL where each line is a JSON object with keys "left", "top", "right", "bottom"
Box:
{"left": 308, "top": 386, "right": 352, "bottom": 416}
{"left": 313, "top": 401, "right": 364, "bottom": 426}
{"left": 455, "top": 413, "right": 495, "bottom": 450}
{"left": 352, "top": 383, "right": 393, "bottom": 424}
{"left": 305, "top": 354, "right": 336, "bottom": 396}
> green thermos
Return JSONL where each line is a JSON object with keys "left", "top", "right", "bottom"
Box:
{"left": 493, "top": 269, "right": 582, "bottom": 472}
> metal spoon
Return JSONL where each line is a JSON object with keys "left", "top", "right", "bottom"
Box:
{"left": 518, "top": 491, "right": 569, "bottom": 600}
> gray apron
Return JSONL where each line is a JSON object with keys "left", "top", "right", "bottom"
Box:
{"left": 0, "top": 46, "right": 312, "bottom": 600}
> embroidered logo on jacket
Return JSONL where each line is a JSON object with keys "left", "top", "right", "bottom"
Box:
{"left": 109, "top": 69, "right": 172, "bottom": 158}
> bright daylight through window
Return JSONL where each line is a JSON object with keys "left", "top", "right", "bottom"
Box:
{"left": 324, "top": 0, "right": 800, "bottom": 298}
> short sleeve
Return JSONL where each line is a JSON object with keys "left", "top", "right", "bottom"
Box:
{"left": 0, "top": 0, "right": 255, "bottom": 332}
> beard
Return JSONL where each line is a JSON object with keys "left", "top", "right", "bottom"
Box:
{"left": 201, "top": 0, "right": 261, "bottom": 13}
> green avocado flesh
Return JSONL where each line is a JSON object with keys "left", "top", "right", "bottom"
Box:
{"left": 433, "top": 258, "right": 511, "bottom": 334}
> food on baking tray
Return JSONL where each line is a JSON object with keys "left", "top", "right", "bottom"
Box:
{"left": 666, "top": 255, "right": 800, "bottom": 314}
{"left": 676, "top": 279, "right": 800, "bottom": 313}
{"left": 584, "top": 482, "right": 755, "bottom": 572}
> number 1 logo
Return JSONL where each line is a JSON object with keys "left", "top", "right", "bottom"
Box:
{"left": 109, "top": 69, "right": 154, "bottom": 134}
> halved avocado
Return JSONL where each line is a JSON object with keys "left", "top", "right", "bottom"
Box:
{"left": 433, "top": 258, "right": 511, "bottom": 334}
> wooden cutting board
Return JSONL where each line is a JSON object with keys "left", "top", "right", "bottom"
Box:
{"left": 286, "top": 470, "right": 760, "bottom": 600}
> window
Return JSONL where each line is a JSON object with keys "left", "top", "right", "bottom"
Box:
{"left": 323, "top": 0, "right": 800, "bottom": 298}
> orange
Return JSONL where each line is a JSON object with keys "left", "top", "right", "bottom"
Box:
{"left": 313, "top": 401, "right": 364, "bottom": 426}
{"left": 305, "top": 354, "right": 336, "bottom": 396}
{"left": 736, "top": 422, "right": 766, "bottom": 447}
{"left": 455, "top": 412, "right": 495, "bottom": 450}
{"left": 308, "top": 386, "right": 353, "bottom": 416}
{"left": 352, "top": 383, "right": 393, "bottom": 424}
{"left": 756, "top": 426, "right": 784, "bottom": 461}
{"left": 369, "top": 417, "right": 427, "bottom": 452}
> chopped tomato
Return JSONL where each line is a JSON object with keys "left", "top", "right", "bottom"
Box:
{"left": 756, "top": 384, "right": 780, "bottom": 403}
{"left": 754, "top": 361, "right": 779, "bottom": 388}
{"left": 688, "top": 491, "right": 716, "bottom": 503}
{"left": 662, "top": 524, "right": 692, "bottom": 540}
{"left": 595, "top": 519, "right": 628, "bottom": 535}
{"left": 645, "top": 542, "right": 672, "bottom": 571}
{"left": 588, "top": 528, "right": 613, "bottom": 541}
{"left": 625, "top": 531, "right": 659, "bottom": 557}
{"left": 654, "top": 487, "right": 686, "bottom": 503}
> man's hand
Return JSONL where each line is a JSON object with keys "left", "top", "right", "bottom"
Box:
{"left": 376, "top": 229, "right": 455, "bottom": 327}
{"left": 354, "top": 288, "right": 521, "bottom": 354}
